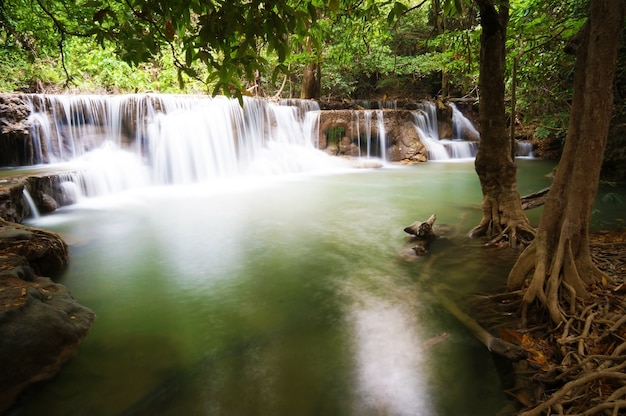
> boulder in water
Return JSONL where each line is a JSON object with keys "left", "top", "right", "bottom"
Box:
{"left": 0, "top": 219, "right": 95, "bottom": 412}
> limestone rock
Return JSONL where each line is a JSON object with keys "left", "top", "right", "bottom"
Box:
{"left": 0, "top": 219, "right": 68, "bottom": 276}
{"left": 0, "top": 220, "right": 95, "bottom": 412}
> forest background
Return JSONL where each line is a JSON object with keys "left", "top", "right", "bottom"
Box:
{"left": 1, "top": 0, "right": 625, "bottom": 183}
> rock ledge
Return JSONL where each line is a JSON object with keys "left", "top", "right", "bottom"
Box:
{"left": 0, "top": 219, "right": 95, "bottom": 413}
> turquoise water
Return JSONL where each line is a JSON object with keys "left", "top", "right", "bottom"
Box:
{"left": 12, "top": 159, "right": 561, "bottom": 416}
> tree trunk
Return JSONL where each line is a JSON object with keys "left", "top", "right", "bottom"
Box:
{"left": 301, "top": 62, "right": 321, "bottom": 99}
{"left": 469, "top": 0, "right": 535, "bottom": 247}
{"left": 433, "top": 0, "right": 448, "bottom": 97}
{"left": 300, "top": 38, "right": 321, "bottom": 99}
{"left": 507, "top": 0, "right": 626, "bottom": 324}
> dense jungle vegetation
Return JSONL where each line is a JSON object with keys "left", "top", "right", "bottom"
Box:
{"left": 0, "top": 0, "right": 611, "bottom": 148}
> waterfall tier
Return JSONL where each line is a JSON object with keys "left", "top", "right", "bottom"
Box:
{"left": 0, "top": 94, "right": 503, "bottom": 206}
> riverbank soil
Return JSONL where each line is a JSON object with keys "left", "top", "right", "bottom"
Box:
{"left": 473, "top": 230, "right": 626, "bottom": 415}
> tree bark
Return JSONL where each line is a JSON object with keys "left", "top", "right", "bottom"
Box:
{"left": 507, "top": 0, "right": 626, "bottom": 324}
{"left": 300, "top": 37, "right": 321, "bottom": 99}
{"left": 469, "top": 0, "right": 535, "bottom": 247}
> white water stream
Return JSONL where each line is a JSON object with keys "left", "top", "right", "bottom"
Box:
{"left": 21, "top": 94, "right": 485, "bottom": 201}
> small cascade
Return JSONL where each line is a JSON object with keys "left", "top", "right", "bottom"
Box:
{"left": 347, "top": 110, "right": 386, "bottom": 161}
{"left": 22, "top": 188, "right": 40, "bottom": 219}
{"left": 280, "top": 98, "right": 321, "bottom": 115}
{"left": 352, "top": 99, "right": 397, "bottom": 110}
{"left": 451, "top": 103, "right": 479, "bottom": 141}
{"left": 354, "top": 111, "right": 362, "bottom": 157}
{"left": 74, "top": 141, "right": 151, "bottom": 196}
{"left": 25, "top": 94, "right": 165, "bottom": 164}
{"left": 413, "top": 111, "right": 449, "bottom": 160}
{"left": 364, "top": 111, "right": 373, "bottom": 158}
{"left": 377, "top": 100, "right": 397, "bottom": 110}
{"left": 516, "top": 141, "right": 534, "bottom": 157}
{"left": 376, "top": 110, "right": 387, "bottom": 163}
{"left": 414, "top": 102, "right": 479, "bottom": 161}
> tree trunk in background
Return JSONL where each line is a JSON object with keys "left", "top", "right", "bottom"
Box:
{"left": 432, "top": 0, "right": 448, "bottom": 97}
{"left": 507, "top": 0, "right": 626, "bottom": 324}
{"left": 300, "top": 38, "right": 321, "bottom": 99}
{"left": 469, "top": 0, "right": 535, "bottom": 247}
{"left": 301, "top": 62, "right": 321, "bottom": 99}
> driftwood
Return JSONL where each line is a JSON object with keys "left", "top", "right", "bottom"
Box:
{"left": 404, "top": 213, "right": 437, "bottom": 239}
{"left": 401, "top": 214, "right": 437, "bottom": 257}
{"left": 521, "top": 186, "right": 550, "bottom": 210}
{"left": 436, "top": 288, "right": 527, "bottom": 362}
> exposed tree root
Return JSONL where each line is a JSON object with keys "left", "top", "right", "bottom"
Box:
{"left": 470, "top": 233, "right": 626, "bottom": 415}
{"left": 470, "top": 184, "right": 555, "bottom": 248}
{"left": 469, "top": 216, "right": 536, "bottom": 248}
{"left": 508, "top": 222, "right": 604, "bottom": 327}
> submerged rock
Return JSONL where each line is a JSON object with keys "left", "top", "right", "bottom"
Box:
{"left": 0, "top": 219, "right": 95, "bottom": 413}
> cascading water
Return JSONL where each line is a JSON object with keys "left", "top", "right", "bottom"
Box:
{"left": 22, "top": 188, "right": 40, "bottom": 218}
{"left": 413, "top": 103, "right": 448, "bottom": 160}
{"left": 364, "top": 111, "right": 372, "bottom": 158}
{"left": 449, "top": 103, "right": 480, "bottom": 159}
{"left": 18, "top": 94, "right": 487, "bottom": 204}
{"left": 18, "top": 94, "right": 478, "bottom": 196}
{"left": 414, "top": 102, "right": 479, "bottom": 161}
{"left": 23, "top": 94, "right": 347, "bottom": 198}
{"left": 516, "top": 141, "right": 534, "bottom": 157}
{"left": 347, "top": 110, "right": 386, "bottom": 161}
{"left": 451, "top": 103, "right": 479, "bottom": 142}
{"left": 376, "top": 110, "right": 387, "bottom": 163}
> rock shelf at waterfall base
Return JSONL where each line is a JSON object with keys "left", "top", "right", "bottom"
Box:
{"left": 0, "top": 218, "right": 95, "bottom": 414}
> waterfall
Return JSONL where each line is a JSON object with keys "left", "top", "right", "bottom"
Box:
{"left": 451, "top": 103, "right": 479, "bottom": 141}
{"left": 414, "top": 102, "right": 479, "bottom": 161}
{"left": 22, "top": 189, "right": 40, "bottom": 218}
{"left": 516, "top": 141, "right": 534, "bottom": 157}
{"left": 354, "top": 111, "right": 362, "bottom": 157}
{"left": 364, "top": 111, "right": 372, "bottom": 158}
{"left": 23, "top": 94, "right": 346, "bottom": 197}
{"left": 17, "top": 94, "right": 485, "bottom": 202}
{"left": 376, "top": 110, "right": 387, "bottom": 163}
{"left": 412, "top": 105, "right": 448, "bottom": 160}
{"left": 352, "top": 110, "right": 387, "bottom": 161}
{"left": 413, "top": 117, "right": 448, "bottom": 160}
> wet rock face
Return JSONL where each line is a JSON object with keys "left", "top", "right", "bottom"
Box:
{"left": 0, "top": 180, "right": 30, "bottom": 223}
{"left": 0, "top": 174, "right": 76, "bottom": 223}
{"left": 0, "top": 219, "right": 95, "bottom": 413}
{"left": 318, "top": 109, "right": 430, "bottom": 162}
{"left": 0, "top": 220, "right": 69, "bottom": 275}
{"left": 0, "top": 95, "right": 32, "bottom": 167}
